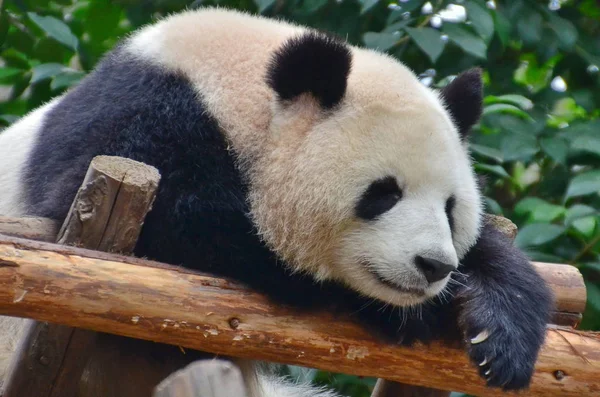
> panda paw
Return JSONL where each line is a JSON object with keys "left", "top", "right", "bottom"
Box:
{"left": 457, "top": 280, "right": 552, "bottom": 390}
{"left": 464, "top": 324, "right": 537, "bottom": 390}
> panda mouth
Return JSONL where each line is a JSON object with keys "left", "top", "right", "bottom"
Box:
{"left": 364, "top": 267, "right": 426, "bottom": 296}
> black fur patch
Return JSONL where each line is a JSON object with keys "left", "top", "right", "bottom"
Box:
{"left": 455, "top": 220, "right": 554, "bottom": 390}
{"left": 266, "top": 31, "right": 352, "bottom": 109}
{"left": 440, "top": 68, "right": 483, "bottom": 139}
{"left": 355, "top": 176, "right": 402, "bottom": 220}
{"left": 445, "top": 195, "right": 455, "bottom": 232}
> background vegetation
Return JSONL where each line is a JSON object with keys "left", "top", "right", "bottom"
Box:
{"left": 1, "top": 0, "right": 599, "bottom": 395}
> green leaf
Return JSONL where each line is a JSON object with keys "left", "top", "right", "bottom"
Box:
{"left": 360, "top": 0, "right": 379, "bottom": 15}
{"left": 515, "top": 223, "right": 566, "bottom": 248}
{"left": 85, "top": 0, "right": 123, "bottom": 41}
{"left": 442, "top": 23, "right": 487, "bottom": 59}
{"left": 565, "top": 205, "right": 597, "bottom": 226}
{"left": 484, "top": 94, "right": 533, "bottom": 110}
{"left": 0, "top": 114, "right": 20, "bottom": 124}
{"left": 572, "top": 216, "right": 597, "bottom": 238}
{"left": 501, "top": 133, "right": 538, "bottom": 162}
{"left": 382, "top": 19, "right": 411, "bottom": 33}
{"left": 0, "top": 10, "right": 9, "bottom": 47}
{"left": 474, "top": 163, "right": 509, "bottom": 178}
{"left": 31, "top": 63, "right": 68, "bottom": 84}
{"left": 363, "top": 31, "right": 402, "bottom": 52}
{"left": 405, "top": 28, "right": 445, "bottom": 63}
{"left": 566, "top": 170, "right": 600, "bottom": 199}
{"left": 50, "top": 71, "right": 85, "bottom": 90}
{"left": 465, "top": 1, "right": 494, "bottom": 43}
{"left": 493, "top": 10, "right": 511, "bottom": 47}
{"left": 470, "top": 144, "right": 503, "bottom": 163}
{"left": 0, "top": 67, "right": 24, "bottom": 84}
{"left": 33, "top": 37, "right": 67, "bottom": 63}
{"left": 582, "top": 262, "right": 600, "bottom": 275}
{"left": 540, "top": 137, "right": 569, "bottom": 164}
{"left": 547, "top": 13, "right": 578, "bottom": 50}
{"left": 585, "top": 282, "right": 600, "bottom": 312}
{"left": 482, "top": 104, "right": 532, "bottom": 120}
{"left": 515, "top": 198, "right": 565, "bottom": 223}
{"left": 571, "top": 136, "right": 600, "bottom": 158}
{"left": 484, "top": 197, "right": 503, "bottom": 215}
{"left": 516, "top": 9, "right": 542, "bottom": 45}
{"left": 28, "top": 12, "right": 79, "bottom": 52}
{"left": 300, "top": 0, "right": 328, "bottom": 13}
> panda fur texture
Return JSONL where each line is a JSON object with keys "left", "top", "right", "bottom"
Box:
{"left": 0, "top": 7, "right": 553, "bottom": 397}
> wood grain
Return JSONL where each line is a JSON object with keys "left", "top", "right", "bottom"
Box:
{"left": 0, "top": 216, "right": 58, "bottom": 242}
{"left": 0, "top": 235, "right": 597, "bottom": 397}
{"left": 1, "top": 155, "right": 160, "bottom": 397}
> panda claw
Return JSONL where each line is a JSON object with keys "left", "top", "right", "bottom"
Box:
{"left": 470, "top": 329, "right": 490, "bottom": 344}
{"left": 484, "top": 368, "right": 491, "bottom": 376}
{"left": 479, "top": 357, "right": 488, "bottom": 366}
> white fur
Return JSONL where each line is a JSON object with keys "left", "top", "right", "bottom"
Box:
{"left": 0, "top": 97, "right": 61, "bottom": 216}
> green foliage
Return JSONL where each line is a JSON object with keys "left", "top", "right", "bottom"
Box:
{"left": 1, "top": 0, "right": 600, "bottom": 395}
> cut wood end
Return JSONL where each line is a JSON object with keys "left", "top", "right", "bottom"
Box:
{"left": 484, "top": 214, "right": 518, "bottom": 240}
{"left": 91, "top": 156, "right": 161, "bottom": 185}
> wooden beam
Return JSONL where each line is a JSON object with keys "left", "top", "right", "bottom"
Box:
{"left": 0, "top": 235, "right": 596, "bottom": 397}
{"left": 0, "top": 214, "right": 584, "bottom": 328}
{"left": 0, "top": 216, "right": 58, "bottom": 242}
{"left": 1, "top": 156, "right": 160, "bottom": 397}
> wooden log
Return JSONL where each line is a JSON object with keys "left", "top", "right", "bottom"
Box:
{"left": 0, "top": 216, "right": 58, "bottom": 242}
{"left": 0, "top": 221, "right": 586, "bottom": 328}
{"left": 0, "top": 235, "right": 596, "bottom": 397}
{"left": 371, "top": 380, "right": 450, "bottom": 397}
{"left": 1, "top": 156, "right": 160, "bottom": 397}
{"left": 152, "top": 360, "right": 249, "bottom": 397}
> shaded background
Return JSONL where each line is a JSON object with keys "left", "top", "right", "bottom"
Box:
{"left": 0, "top": 0, "right": 599, "bottom": 395}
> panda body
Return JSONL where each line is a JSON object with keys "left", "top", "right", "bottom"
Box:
{"left": 0, "top": 8, "right": 552, "bottom": 397}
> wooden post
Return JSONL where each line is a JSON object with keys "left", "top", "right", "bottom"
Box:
{"left": 152, "top": 360, "right": 249, "bottom": 397}
{"left": 2, "top": 156, "right": 160, "bottom": 397}
{"left": 0, "top": 235, "right": 595, "bottom": 397}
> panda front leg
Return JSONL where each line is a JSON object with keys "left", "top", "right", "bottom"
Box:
{"left": 454, "top": 220, "right": 553, "bottom": 390}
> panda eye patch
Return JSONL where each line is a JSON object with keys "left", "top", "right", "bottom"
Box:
{"left": 356, "top": 176, "right": 402, "bottom": 220}
{"left": 445, "top": 195, "right": 456, "bottom": 232}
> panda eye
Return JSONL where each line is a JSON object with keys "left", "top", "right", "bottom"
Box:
{"left": 445, "top": 195, "right": 456, "bottom": 232}
{"left": 355, "top": 176, "right": 402, "bottom": 220}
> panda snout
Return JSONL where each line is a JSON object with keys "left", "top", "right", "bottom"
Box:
{"left": 415, "top": 255, "right": 455, "bottom": 284}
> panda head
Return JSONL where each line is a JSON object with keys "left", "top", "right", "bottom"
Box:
{"left": 255, "top": 31, "right": 483, "bottom": 307}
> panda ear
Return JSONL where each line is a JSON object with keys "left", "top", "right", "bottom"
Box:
{"left": 266, "top": 32, "right": 352, "bottom": 110}
{"left": 439, "top": 68, "right": 483, "bottom": 140}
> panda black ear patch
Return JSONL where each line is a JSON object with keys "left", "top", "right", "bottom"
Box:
{"left": 440, "top": 68, "right": 483, "bottom": 139}
{"left": 266, "top": 32, "right": 352, "bottom": 109}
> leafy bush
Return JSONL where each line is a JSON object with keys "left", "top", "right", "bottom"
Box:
{"left": 1, "top": 0, "right": 599, "bottom": 396}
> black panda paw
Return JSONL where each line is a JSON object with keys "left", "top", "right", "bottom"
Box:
{"left": 458, "top": 283, "right": 552, "bottom": 390}
{"left": 464, "top": 322, "right": 538, "bottom": 390}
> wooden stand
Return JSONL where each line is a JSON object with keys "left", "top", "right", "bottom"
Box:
{"left": 1, "top": 156, "right": 160, "bottom": 397}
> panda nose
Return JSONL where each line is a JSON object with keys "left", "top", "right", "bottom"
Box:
{"left": 415, "top": 256, "right": 455, "bottom": 283}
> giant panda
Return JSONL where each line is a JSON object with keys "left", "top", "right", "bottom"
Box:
{"left": 0, "top": 7, "right": 553, "bottom": 397}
